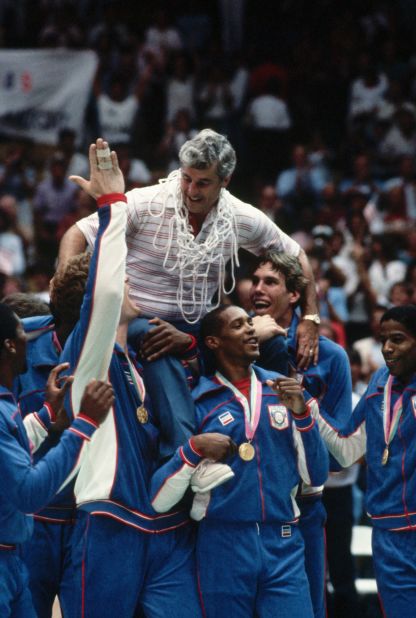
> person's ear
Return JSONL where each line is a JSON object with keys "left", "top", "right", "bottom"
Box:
{"left": 221, "top": 175, "right": 231, "bottom": 189}
{"left": 205, "top": 335, "right": 221, "bottom": 351}
{"left": 289, "top": 290, "right": 301, "bottom": 306}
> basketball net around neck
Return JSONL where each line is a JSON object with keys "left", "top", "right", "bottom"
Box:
{"left": 147, "top": 170, "right": 239, "bottom": 324}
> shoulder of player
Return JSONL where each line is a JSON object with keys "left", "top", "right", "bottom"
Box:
{"left": 317, "top": 335, "right": 348, "bottom": 362}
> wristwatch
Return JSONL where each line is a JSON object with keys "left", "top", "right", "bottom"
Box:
{"left": 302, "top": 314, "right": 321, "bottom": 325}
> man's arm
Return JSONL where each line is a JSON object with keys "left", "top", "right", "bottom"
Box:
{"left": 267, "top": 376, "right": 329, "bottom": 486}
{"left": 296, "top": 248, "right": 320, "bottom": 369}
{"left": 57, "top": 137, "right": 125, "bottom": 272}
{"left": 151, "top": 433, "right": 236, "bottom": 513}
{"left": 314, "top": 402, "right": 367, "bottom": 468}
{"left": 61, "top": 139, "right": 127, "bottom": 418}
{"left": 57, "top": 224, "right": 87, "bottom": 273}
{"left": 1, "top": 380, "right": 113, "bottom": 514}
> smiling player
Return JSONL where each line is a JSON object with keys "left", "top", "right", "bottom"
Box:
{"left": 150, "top": 304, "right": 328, "bottom": 617}
{"left": 314, "top": 304, "right": 416, "bottom": 618}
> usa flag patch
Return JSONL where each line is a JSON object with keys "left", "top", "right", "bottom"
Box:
{"left": 219, "top": 411, "right": 235, "bottom": 426}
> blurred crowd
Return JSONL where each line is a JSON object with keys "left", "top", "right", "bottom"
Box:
{"left": 1, "top": 0, "right": 416, "bottom": 389}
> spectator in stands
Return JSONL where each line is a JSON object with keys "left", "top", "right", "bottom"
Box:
{"left": 344, "top": 236, "right": 376, "bottom": 345}
{"left": 275, "top": 144, "right": 328, "bottom": 223}
{"left": 32, "top": 152, "right": 78, "bottom": 260}
{"left": 0, "top": 198, "right": 26, "bottom": 276}
{"left": 353, "top": 304, "right": 387, "bottom": 381}
{"left": 37, "top": 2, "right": 84, "bottom": 48}
{"left": 55, "top": 128, "right": 89, "bottom": 179}
{"left": 367, "top": 234, "right": 406, "bottom": 306}
{"left": 56, "top": 188, "right": 96, "bottom": 243}
{"left": 95, "top": 73, "right": 142, "bottom": 147}
{"left": 348, "top": 51, "right": 389, "bottom": 124}
{"left": 378, "top": 103, "right": 416, "bottom": 172}
{"left": 165, "top": 53, "right": 195, "bottom": 123}
{"left": 197, "top": 65, "right": 234, "bottom": 135}
{"left": 116, "top": 144, "right": 152, "bottom": 189}
{"left": 87, "top": 2, "right": 129, "bottom": 52}
{"left": 382, "top": 155, "right": 416, "bottom": 224}
{"left": 256, "top": 184, "right": 285, "bottom": 224}
{"left": 245, "top": 77, "right": 291, "bottom": 181}
{"left": 339, "top": 153, "right": 381, "bottom": 200}
{"left": 144, "top": 8, "right": 183, "bottom": 59}
{"left": 0, "top": 143, "right": 36, "bottom": 203}
{"left": 175, "top": 2, "right": 212, "bottom": 54}
{"left": 157, "top": 109, "right": 198, "bottom": 173}
{"left": 388, "top": 280, "right": 413, "bottom": 307}
{"left": 316, "top": 183, "right": 346, "bottom": 228}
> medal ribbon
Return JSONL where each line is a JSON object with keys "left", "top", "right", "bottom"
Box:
{"left": 215, "top": 368, "right": 262, "bottom": 441}
{"left": 126, "top": 356, "right": 146, "bottom": 404}
{"left": 382, "top": 375, "right": 404, "bottom": 450}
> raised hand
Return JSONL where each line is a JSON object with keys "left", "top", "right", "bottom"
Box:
{"left": 266, "top": 376, "right": 307, "bottom": 416}
{"left": 69, "top": 138, "right": 125, "bottom": 199}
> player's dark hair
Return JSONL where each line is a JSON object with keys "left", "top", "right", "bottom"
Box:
{"left": 251, "top": 251, "right": 308, "bottom": 294}
{"left": 2, "top": 293, "right": 51, "bottom": 318}
{"left": 200, "top": 304, "right": 232, "bottom": 340}
{"left": 380, "top": 304, "right": 416, "bottom": 338}
{"left": 0, "top": 303, "right": 19, "bottom": 349}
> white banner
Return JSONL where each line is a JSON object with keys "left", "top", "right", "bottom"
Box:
{"left": 0, "top": 49, "right": 98, "bottom": 144}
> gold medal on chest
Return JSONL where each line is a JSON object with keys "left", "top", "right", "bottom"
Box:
{"left": 238, "top": 442, "right": 255, "bottom": 461}
{"left": 381, "top": 447, "right": 389, "bottom": 466}
{"left": 136, "top": 405, "right": 148, "bottom": 424}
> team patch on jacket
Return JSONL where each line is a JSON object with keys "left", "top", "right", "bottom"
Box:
{"left": 218, "top": 411, "right": 235, "bottom": 426}
{"left": 412, "top": 395, "right": 416, "bottom": 418}
{"left": 268, "top": 405, "right": 289, "bottom": 430}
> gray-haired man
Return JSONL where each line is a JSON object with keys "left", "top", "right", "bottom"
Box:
{"left": 58, "top": 129, "right": 320, "bottom": 462}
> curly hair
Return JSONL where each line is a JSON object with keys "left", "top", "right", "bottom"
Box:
{"left": 179, "top": 129, "right": 236, "bottom": 180}
{"left": 50, "top": 253, "right": 91, "bottom": 331}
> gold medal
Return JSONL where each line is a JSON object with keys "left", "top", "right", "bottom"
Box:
{"left": 238, "top": 442, "right": 255, "bottom": 461}
{"left": 381, "top": 447, "right": 389, "bottom": 466}
{"left": 136, "top": 405, "right": 148, "bottom": 424}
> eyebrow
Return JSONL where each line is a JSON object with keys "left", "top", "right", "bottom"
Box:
{"left": 181, "top": 172, "right": 213, "bottom": 183}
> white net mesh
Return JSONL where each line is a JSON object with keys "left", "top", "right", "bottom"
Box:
{"left": 147, "top": 171, "right": 240, "bottom": 323}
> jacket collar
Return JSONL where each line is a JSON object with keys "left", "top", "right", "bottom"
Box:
{"left": 193, "top": 364, "right": 284, "bottom": 401}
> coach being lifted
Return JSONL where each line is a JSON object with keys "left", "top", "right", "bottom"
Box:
{"left": 58, "top": 129, "right": 320, "bottom": 459}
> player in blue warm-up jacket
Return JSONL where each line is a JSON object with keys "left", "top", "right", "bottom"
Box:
{"left": 0, "top": 301, "right": 113, "bottom": 618}
{"left": 150, "top": 304, "right": 328, "bottom": 617}
{"left": 55, "top": 139, "right": 202, "bottom": 618}
{"left": 314, "top": 304, "right": 416, "bottom": 618}
{"left": 249, "top": 251, "right": 353, "bottom": 618}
